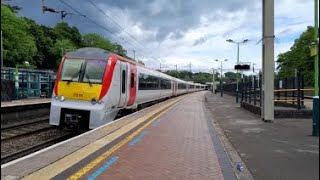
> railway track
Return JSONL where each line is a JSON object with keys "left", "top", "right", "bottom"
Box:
{"left": 1, "top": 121, "right": 77, "bottom": 165}
{"left": 1, "top": 119, "right": 53, "bottom": 142}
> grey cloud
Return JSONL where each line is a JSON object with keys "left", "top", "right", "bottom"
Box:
{"left": 193, "top": 36, "right": 208, "bottom": 46}
{"left": 5, "top": 0, "right": 259, "bottom": 43}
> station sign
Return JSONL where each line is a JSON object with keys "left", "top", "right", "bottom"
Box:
{"left": 234, "top": 64, "right": 250, "bottom": 70}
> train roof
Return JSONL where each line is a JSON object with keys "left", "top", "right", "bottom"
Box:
{"left": 65, "top": 48, "right": 206, "bottom": 86}
{"left": 64, "top": 47, "right": 110, "bottom": 60}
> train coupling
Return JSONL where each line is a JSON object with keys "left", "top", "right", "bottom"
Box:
{"left": 64, "top": 114, "right": 82, "bottom": 130}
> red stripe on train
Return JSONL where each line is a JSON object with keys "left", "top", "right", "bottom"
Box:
{"left": 99, "top": 55, "right": 117, "bottom": 100}
{"left": 54, "top": 57, "right": 65, "bottom": 95}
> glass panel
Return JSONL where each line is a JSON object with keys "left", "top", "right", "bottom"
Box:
{"left": 61, "top": 59, "right": 85, "bottom": 82}
{"left": 83, "top": 60, "right": 108, "bottom": 84}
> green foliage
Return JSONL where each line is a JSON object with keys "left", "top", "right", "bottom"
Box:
{"left": 277, "top": 26, "right": 316, "bottom": 86}
{"left": 137, "top": 60, "right": 145, "bottom": 65}
{"left": 54, "top": 23, "right": 83, "bottom": 47}
{"left": 1, "top": 4, "right": 129, "bottom": 71}
{"left": 16, "top": 62, "right": 37, "bottom": 69}
{"left": 164, "top": 70, "right": 192, "bottom": 80}
{"left": 224, "top": 72, "right": 240, "bottom": 83}
{"left": 193, "top": 72, "right": 214, "bottom": 84}
{"left": 163, "top": 70, "right": 220, "bottom": 84}
{"left": 82, "top": 33, "right": 114, "bottom": 51}
{"left": 5, "top": 4, "right": 21, "bottom": 13}
{"left": 23, "top": 18, "right": 54, "bottom": 69}
{"left": 1, "top": 5, "right": 37, "bottom": 67}
{"left": 112, "top": 43, "right": 127, "bottom": 57}
{"left": 50, "top": 39, "right": 76, "bottom": 69}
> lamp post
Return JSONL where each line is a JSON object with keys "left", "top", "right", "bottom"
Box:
{"left": 215, "top": 59, "right": 228, "bottom": 97}
{"left": 211, "top": 68, "right": 216, "bottom": 93}
{"left": 226, "top": 39, "right": 249, "bottom": 103}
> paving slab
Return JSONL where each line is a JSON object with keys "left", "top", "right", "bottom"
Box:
{"left": 205, "top": 92, "right": 319, "bottom": 180}
{"left": 53, "top": 92, "right": 239, "bottom": 179}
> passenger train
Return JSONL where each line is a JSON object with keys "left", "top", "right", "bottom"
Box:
{"left": 49, "top": 48, "right": 206, "bottom": 130}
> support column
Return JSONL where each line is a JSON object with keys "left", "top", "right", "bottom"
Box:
{"left": 262, "top": 0, "right": 274, "bottom": 122}
{"left": 312, "top": 0, "right": 319, "bottom": 136}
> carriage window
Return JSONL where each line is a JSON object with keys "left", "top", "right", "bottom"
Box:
{"left": 131, "top": 73, "right": 134, "bottom": 88}
{"left": 122, "top": 70, "right": 126, "bottom": 93}
{"left": 160, "top": 78, "right": 171, "bottom": 89}
{"left": 178, "top": 83, "right": 187, "bottom": 89}
{"left": 138, "top": 73, "right": 159, "bottom": 90}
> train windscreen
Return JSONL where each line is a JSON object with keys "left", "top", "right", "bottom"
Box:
{"left": 61, "top": 59, "right": 107, "bottom": 84}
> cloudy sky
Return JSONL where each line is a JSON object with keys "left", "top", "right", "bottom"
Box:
{"left": 5, "top": 0, "right": 315, "bottom": 74}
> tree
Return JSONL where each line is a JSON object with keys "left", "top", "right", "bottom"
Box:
{"left": 82, "top": 33, "right": 114, "bottom": 51}
{"left": 193, "top": 72, "right": 213, "bottom": 84}
{"left": 5, "top": 4, "right": 21, "bottom": 13}
{"left": 137, "top": 60, "right": 145, "bottom": 65}
{"left": 1, "top": 5, "right": 37, "bottom": 67}
{"left": 112, "top": 43, "right": 127, "bottom": 57}
{"left": 1, "top": 4, "right": 131, "bottom": 71}
{"left": 23, "top": 18, "right": 55, "bottom": 69}
{"left": 50, "top": 39, "right": 76, "bottom": 69}
{"left": 54, "top": 22, "right": 83, "bottom": 47}
{"left": 224, "top": 72, "right": 240, "bottom": 83}
{"left": 277, "top": 26, "right": 315, "bottom": 86}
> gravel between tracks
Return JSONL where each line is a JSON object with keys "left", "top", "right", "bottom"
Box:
{"left": 1, "top": 128, "right": 70, "bottom": 157}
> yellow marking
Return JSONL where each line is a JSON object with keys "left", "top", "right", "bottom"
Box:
{"left": 22, "top": 96, "right": 184, "bottom": 180}
{"left": 58, "top": 81, "right": 102, "bottom": 101}
{"left": 67, "top": 99, "right": 181, "bottom": 179}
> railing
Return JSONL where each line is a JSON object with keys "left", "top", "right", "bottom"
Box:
{"left": 239, "top": 73, "right": 314, "bottom": 110}
{"left": 1, "top": 67, "right": 55, "bottom": 101}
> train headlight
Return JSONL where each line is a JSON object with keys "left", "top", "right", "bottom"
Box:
{"left": 98, "top": 100, "right": 103, "bottom": 104}
{"left": 59, "top": 95, "right": 65, "bottom": 102}
{"left": 55, "top": 96, "right": 59, "bottom": 100}
{"left": 91, "top": 98, "right": 97, "bottom": 105}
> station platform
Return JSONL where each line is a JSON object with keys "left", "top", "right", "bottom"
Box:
{"left": 1, "top": 92, "right": 245, "bottom": 180}
{"left": 1, "top": 98, "right": 51, "bottom": 108}
{"left": 205, "top": 93, "right": 319, "bottom": 180}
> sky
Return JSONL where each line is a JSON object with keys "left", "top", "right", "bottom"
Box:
{"left": 4, "top": 0, "right": 315, "bottom": 74}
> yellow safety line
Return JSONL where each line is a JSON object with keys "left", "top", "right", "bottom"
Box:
{"left": 67, "top": 98, "right": 183, "bottom": 180}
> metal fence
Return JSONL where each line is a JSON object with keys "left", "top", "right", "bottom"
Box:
{"left": 1, "top": 67, "right": 55, "bottom": 101}
{"left": 217, "top": 73, "right": 313, "bottom": 110}
{"left": 241, "top": 73, "right": 313, "bottom": 110}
